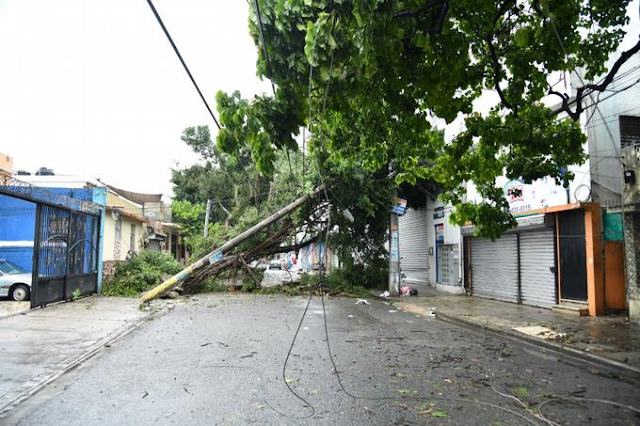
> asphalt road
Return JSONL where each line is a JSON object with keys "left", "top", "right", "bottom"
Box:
{"left": 5, "top": 294, "right": 640, "bottom": 425}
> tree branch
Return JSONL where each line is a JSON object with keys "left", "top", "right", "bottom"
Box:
{"left": 486, "top": 36, "right": 515, "bottom": 113}
{"left": 394, "top": 0, "right": 444, "bottom": 19}
{"left": 551, "top": 38, "right": 640, "bottom": 119}
{"left": 394, "top": 0, "right": 449, "bottom": 35}
{"left": 215, "top": 199, "right": 233, "bottom": 229}
{"left": 260, "top": 235, "right": 320, "bottom": 257}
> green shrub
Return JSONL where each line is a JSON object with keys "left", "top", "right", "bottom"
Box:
{"left": 299, "top": 270, "right": 372, "bottom": 298}
{"left": 102, "top": 250, "right": 184, "bottom": 297}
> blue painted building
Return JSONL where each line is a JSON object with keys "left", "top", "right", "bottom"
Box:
{"left": 0, "top": 194, "right": 36, "bottom": 271}
{"left": 0, "top": 184, "right": 106, "bottom": 292}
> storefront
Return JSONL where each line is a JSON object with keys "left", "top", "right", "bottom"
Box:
{"left": 398, "top": 207, "right": 429, "bottom": 285}
{"left": 465, "top": 214, "right": 556, "bottom": 307}
{"left": 463, "top": 203, "right": 608, "bottom": 316}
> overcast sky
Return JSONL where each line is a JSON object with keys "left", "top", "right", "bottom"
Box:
{"left": 0, "top": 0, "right": 270, "bottom": 196}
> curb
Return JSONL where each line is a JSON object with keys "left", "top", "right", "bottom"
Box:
{"left": 391, "top": 300, "right": 640, "bottom": 383}
{"left": 0, "top": 306, "right": 166, "bottom": 417}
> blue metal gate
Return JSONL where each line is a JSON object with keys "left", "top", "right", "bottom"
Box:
{"left": 32, "top": 205, "right": 100, "bottom": 308}
{"left": 1, "top": 175, "right": 103, "bottom": 308}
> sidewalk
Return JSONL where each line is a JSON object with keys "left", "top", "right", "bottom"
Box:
{"left": 386, "top": 288, "right": 640, "bottom": 375}
{"left": 0, "top": 296, "right": 170, "bottom": 416}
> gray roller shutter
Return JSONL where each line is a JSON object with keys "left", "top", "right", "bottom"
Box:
{"left": 398, "top": 208, "right": 429, "bottom": 285}
{"left": 470, "top": 235, "right": 518, "bottom": 303}
{"left": 520, "top": 229, "right": 557, "bottom": 307}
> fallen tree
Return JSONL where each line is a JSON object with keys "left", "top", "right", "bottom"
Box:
{"left": 140, "top": 184, "right": 327, "bottom": 305}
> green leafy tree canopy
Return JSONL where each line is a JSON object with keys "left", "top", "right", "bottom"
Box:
{"left": 215, "top": 0, "right": 634, "bottom": 238}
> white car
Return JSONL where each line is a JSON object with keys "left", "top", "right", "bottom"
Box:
{"left": 0, "top": 259, "right": 32, "bottom": 301}
{"left": 262, "top": 263, "right": 301, "bottom": 286}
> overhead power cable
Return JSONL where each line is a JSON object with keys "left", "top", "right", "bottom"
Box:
{"left": 145, "top": 0, "right": 222, "bottom": 130}
{"left": 254, "top": 0, "right": 276, "bottom": 95}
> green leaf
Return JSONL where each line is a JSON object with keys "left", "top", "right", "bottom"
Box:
{"left": 431, "top": 410, "right": 448, "bottom": 418}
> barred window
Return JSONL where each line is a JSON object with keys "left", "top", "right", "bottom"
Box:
{"left": 620, "top": 115, "right": 640, "bottom": 148}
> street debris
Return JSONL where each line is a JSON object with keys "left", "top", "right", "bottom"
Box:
{"left": 348, "top": 314, "right": 355, "bottom": 318}
{"left": 512, "top": 325, "right": 565, "bottom": 340}
{"left": 388, "top": 310, "right": 398, "bottom": 313}
{"left": 379, "top": 290, "right": 390, "bottom": 298}
{"left": 356, "top": 299, "right": 370, "bottom": 305}
{"left": 400, "top": 286, "right": 418, "bottom": 296}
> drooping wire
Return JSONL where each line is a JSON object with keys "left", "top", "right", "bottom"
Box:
{"left": 253, "top": 0, "right": 300, "bottom": 192}
{"left": 254, "top": 0, "right": 276, "bottom": 95}
{"left": 317, "top": 290, "right": 542, "bottom": 426}
{"left": 280, "top": 290, "right": 317, "bottom": 418}
{"left": 547, "top": 16, "right": 619, "bottom": 156}
{"left": 145, "top": 0, "right": 221, "bottom": 130}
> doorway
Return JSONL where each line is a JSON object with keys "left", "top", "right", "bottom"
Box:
{"left": 558, "top": 210, "right": 588, "bottom": 301}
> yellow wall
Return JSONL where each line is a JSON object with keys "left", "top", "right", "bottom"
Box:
{"left": 103, "top": 190, "right": 146, "bottom": 261}
{"left": 102, "top": 212, "right": 145, "bottom": 261}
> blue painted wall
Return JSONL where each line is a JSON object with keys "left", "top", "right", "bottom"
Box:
{"left": 0, "top": 188, "right": 106, "bottom": 284}
{"left": 0, "top": 194, "right": 36, "bottom": 271}
{"left": 92, "top": 187, "right": 107, "bottom": 293}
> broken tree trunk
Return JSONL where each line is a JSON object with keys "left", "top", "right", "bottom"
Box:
{"left": 139, "top": 184, "right": 326, "bottom": 306}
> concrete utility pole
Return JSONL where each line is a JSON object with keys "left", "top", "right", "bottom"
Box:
{"left": 140, "top": 185, "right": 326, "bottom": 306}
{"left": 203, "top": 199, "right": 211, "bottom": 237}
{"left": 389, "top": 213, "right": 401, "bottom": 297}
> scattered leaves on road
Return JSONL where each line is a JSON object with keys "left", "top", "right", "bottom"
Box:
{"left": 431, "top": 409, "right": 449, "bottom": 418}
{"left": 513, "top": 386, "right": 529, "bottom": 398}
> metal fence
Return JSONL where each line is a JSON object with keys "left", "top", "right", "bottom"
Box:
{"left": 32, "top": 204, "right": 100, "bottom": 307}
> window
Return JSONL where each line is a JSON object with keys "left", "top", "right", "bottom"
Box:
{"left": 0, "top": 260, "right": 25, "bottom": 274}
{"left": 620, "top": 115, "right": 640, "bottom": 149}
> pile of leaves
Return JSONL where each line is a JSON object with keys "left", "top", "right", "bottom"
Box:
{"left": 102, "top": 251, "right": 184, "bottom": 297}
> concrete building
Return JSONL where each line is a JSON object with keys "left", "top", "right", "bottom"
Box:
{"left": 395, "top": 6, "right": 638, "bottom": 318}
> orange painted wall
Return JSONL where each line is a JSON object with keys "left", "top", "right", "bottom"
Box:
{"left": 604, "top": 241, "right": 626, "bottom": 310}
{"left": 584, "top": 206, "right": 604, "bottom": 316}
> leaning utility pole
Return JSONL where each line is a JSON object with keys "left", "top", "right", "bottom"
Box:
{"left": 140, "top": 185, "right": 325, "bottom": 306}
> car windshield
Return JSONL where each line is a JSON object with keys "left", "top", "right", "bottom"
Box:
{"left": 0, "top": 260, "right": 27, "bottom": 275}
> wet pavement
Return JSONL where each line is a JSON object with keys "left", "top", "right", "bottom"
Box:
{"left": 0, "top": 300, "right": 30, "bottom": 318}
{"left": 392, "top": 291, "right": 640, "bottom": 372}
{"left": 4, "top": 293, "right": 640, "bottom": 425}
{"left": 0, "top": 296, "right": 157, "bottom": 415}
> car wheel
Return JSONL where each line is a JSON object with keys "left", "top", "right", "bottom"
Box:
{"left": 10, "top": 284, "right": 30, "bottom": 302}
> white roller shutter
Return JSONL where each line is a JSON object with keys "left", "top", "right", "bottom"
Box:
{"left": 398, "top": 208, "right": 429, "bottom": 285}
{"left": 470, "top": 235, "right": 518, "bottom": 303}
{"left": 520, "top": 229, "right": 557, "bottom": 307}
